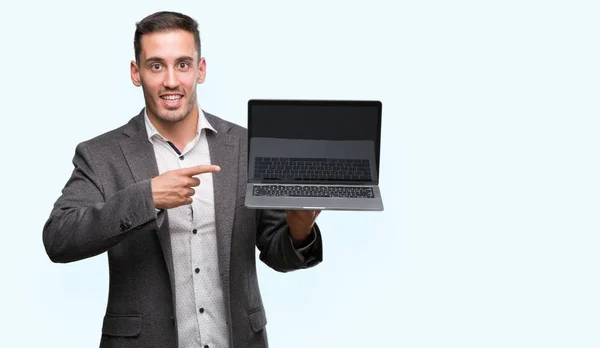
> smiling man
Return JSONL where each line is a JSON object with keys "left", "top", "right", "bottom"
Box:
{"left": 42, "top": 11, "right": 323, "bottom": 348}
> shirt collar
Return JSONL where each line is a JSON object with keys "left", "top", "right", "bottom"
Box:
{"left": 144, "top": 107, "right": 217, "bottom": 142}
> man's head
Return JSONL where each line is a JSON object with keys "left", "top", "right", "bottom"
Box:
{"left": 130, "top": 11, "right": 206, "bottom": 124}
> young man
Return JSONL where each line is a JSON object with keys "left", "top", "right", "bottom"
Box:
{"left": 43, "top": 11, "right": 323, "bottom": 348}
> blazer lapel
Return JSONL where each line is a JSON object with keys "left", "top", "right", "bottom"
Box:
{"left": 119, "top": 111, "right": 176, "bottom": 288}
{"left": 205, "top": 119, "right": 238, "bottom": 282}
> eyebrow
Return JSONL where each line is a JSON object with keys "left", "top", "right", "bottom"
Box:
{"left": 144, "top": 56, "right": 195, "bottom": 64}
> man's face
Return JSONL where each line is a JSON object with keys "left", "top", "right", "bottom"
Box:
{"left": 130, "top": 29, "right": 206, "bottom": 124}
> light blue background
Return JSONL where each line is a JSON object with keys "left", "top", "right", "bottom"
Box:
{"left": 1, "top": 0, "right": 599, "bottom": 347}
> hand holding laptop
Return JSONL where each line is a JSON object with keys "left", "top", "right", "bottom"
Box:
{"left": 286, "top": 209, "right": 321, "bottom": 248}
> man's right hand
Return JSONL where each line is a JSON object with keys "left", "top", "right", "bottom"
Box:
{"left": 151, "top": 164, "right": 221, "bottom": 210}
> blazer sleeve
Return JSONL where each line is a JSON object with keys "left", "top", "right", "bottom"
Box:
{"left": 254, "top": 208, "right": 323, "bottom": 272}
{"left": 42, "top": 142, "right": 158, "bottom": 263}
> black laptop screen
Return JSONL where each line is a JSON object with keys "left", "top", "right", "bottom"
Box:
{"left": 250, "top": 103, "right": 379, "bottom": 141}
{"left": 248, "top": 100, "right": 382, "bottom": 184}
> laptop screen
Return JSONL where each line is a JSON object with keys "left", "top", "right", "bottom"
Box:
{"left": 248, "top": 100, "right": 382, "bottom": 185}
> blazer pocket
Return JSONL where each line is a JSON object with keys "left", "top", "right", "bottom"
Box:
{"left": 102, "top": 313, "right": 142, "bottom": 337}
{"left": 248, "top": 306, "right": 267, "bottom": 332}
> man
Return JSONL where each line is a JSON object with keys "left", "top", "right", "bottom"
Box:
{"left": 42, "top": 11, "right": 323, "bottom": 348}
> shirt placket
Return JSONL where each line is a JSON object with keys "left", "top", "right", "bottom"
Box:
{"left": 163, "top": 135, "right": 208, "bottom": 346}
{"left": 185, "top": 137, "right": 212, "bottom": 348}
{"left": 191, "top": 195, "right": 211, "bottom": 347}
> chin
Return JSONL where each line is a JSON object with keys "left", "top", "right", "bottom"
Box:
{"left": 157, "top": 111, "right": 188, "bottom": 123}
{"left": 146, "top": 96, "right": 195, "bottom": 124}
{"left": 150, "top": 103, "right": 189, "bottom": 123}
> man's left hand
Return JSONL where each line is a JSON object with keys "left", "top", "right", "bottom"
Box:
{"left": 286, "top": 210, "right": 321, "bottom": 247}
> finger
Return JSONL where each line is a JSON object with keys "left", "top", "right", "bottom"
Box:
{"left": 181, "top": 187, "right": 195, "bottom": 197}
{"left": 186, "top": 177, "right": 201, "bottom": 187}
{"left": 303, "top": 210, "right": 320, "bottom": 222}
{"left": 287, "top": 210, "right": 318, "bottom": 220}
{"left": 179, "top": 164, "right": 221, "bottom": 177}
{"left": 287, "top": 209, "right": 312, "bottom": 215}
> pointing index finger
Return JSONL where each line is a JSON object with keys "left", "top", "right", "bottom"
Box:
{"left": 179, "top": 164, "right": 221, "bottom": 177}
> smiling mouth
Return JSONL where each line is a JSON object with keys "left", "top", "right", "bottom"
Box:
{"left": 161, "top": 95, "right": 183, "bottom": 101}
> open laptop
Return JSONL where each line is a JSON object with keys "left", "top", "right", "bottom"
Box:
{"left": 244, "top": 99, "right": 384, "bottom": 211}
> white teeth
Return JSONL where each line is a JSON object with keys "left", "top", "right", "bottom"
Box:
{"left": 162, "top": 95, "right": 182, "bottom": 101}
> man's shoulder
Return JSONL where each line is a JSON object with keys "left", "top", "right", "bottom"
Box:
{"left": 83, "top": 124, "right": 128, "bottom": 145}
{"left": 77, "top": 110, "right": 143, "bottom": 149}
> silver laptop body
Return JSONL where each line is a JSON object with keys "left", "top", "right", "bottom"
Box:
{"left": 244, "top": 99, "right": 384, "bottom": 211}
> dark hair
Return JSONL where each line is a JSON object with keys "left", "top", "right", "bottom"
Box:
{"left": 134, "top": 11, "right": 201, "bottom": 64}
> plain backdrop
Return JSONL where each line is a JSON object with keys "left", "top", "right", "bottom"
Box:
{"left": 0, "top": 1, "right": 599, "bottom": 347}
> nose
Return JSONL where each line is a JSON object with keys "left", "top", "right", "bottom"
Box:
{"left": 163, "top": 68, "right": 179, "bottom": 89}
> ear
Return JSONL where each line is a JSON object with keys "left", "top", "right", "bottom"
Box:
{"left": 197, "top": 57, "right": 207, "bottom": 84}
{"left": 131, "top": 60, "right": 141, "bottom": 87}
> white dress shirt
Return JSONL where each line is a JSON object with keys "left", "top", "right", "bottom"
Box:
{"left": 144, "top": 109, "right": 229, "bottom": 348}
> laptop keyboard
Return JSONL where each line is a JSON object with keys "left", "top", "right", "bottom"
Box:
{"left": 253, "top": 157, "right": 372, "bottom": 181}
{"left": 253, "top": 185, "right": 375, "bottom": 198}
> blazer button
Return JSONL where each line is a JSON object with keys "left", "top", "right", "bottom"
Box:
{"left": 120, "top": 220, "right": 132, "bottom": 231}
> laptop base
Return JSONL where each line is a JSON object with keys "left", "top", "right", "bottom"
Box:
{"left": 244, "top": 184, "right": 384, "bottom": 211}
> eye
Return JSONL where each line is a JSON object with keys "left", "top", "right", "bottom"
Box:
{"left": 150, "top": 63, "right": 162, "bottom": 71}
{"left": 178, "top": 62, "right": 190, "bottom": 70}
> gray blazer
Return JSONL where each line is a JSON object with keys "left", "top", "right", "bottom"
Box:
{"left": 42, "top": 109, "right": 323, "bottom": 348}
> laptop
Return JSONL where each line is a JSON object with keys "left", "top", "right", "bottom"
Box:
{"left": 244, "top": 99, "right": 384, "bottom": 211}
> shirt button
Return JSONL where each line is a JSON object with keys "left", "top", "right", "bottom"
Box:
{"left": 192, "top": 229, "right": 197, "bottom": 234}
{"left": 195, "top": 268, "right": 200, "bottom": 274}
{"left": 199, "top": 308, "right": 204, "bottom": 314}
{"left": 179, "top": 155, "right": 184, "bottom": 160}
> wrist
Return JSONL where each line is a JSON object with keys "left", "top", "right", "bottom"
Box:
{"left": 290, "top": 228, "right": 313, "bottom": 248}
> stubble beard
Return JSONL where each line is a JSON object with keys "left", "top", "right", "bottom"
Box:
{"left": 143, "top": 85, "right": 198, "bottom": 124}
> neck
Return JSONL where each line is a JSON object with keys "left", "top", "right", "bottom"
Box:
{"left": 148, "top": 108, "right": 199, "bottom": 151}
